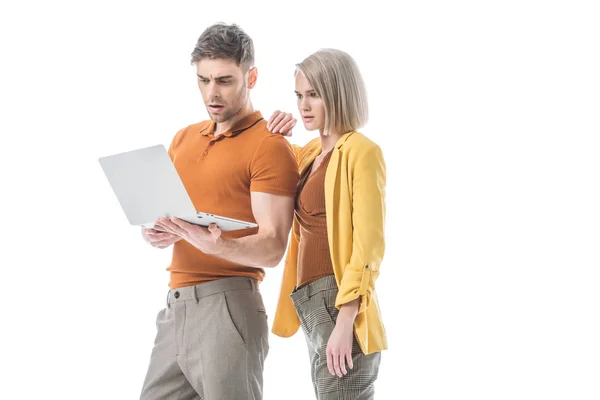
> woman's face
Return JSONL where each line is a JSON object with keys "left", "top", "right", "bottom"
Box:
{"left": 295, "top": 72, "right": 325, "bottom": 132}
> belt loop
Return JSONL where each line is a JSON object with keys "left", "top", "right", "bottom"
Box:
{"left": 249, "top": 277, "right": 257, "bottom": 292}
{"left": 166, "top": 290, "right": 171, "bottom": 309}
{"left": 193, "top": 285, "right": 200, "bottom": 303}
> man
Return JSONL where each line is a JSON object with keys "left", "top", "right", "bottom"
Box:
{"left": 139, "top": 23, "right": 299, "bottom": 400}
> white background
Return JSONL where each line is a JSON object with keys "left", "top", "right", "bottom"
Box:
{"left": 1, "top": 0, "right": 599, "bottom": 399}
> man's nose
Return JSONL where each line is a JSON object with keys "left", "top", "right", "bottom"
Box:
{"left": 208, "top": 82, "right": 220, "bottom": 99}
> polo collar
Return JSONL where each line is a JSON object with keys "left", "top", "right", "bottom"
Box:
{"left": 199, "top": 111, "right": 264, "bottom": 138}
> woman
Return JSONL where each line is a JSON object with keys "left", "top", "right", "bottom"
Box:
{"left": 267, "top": 49, "right": 387, "bottom": 399}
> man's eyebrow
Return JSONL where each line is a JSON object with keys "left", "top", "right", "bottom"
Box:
{"left": 196, "top": 74, "right": 234, "bottom": 80}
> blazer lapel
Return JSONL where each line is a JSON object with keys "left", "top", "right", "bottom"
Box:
{"left": 299, "top": 144, "right": 322, "bottom": 177}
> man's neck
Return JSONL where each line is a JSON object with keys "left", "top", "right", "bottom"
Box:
{"left": 215, "top": 102, "right": 255, "bottom": 136}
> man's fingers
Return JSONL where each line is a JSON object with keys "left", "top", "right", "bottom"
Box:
{"left": 152, "top": 225, "right": 176, "bottom": 235}
{"left": 153, "top": 218, "right": 176, "bottom": 234}
{"left": 156, "top": 218, "right": 186, "bottom": 235}
{"left": 154, "top": 232, "right": 177, "bottom": 240}
{"left": 144, "top": 222, "right": 178, "bottom": 247}
{"left": 146, "top": 229, "right": 167, "bottom": 236}
{"left": 147, "top": 230, "right": 178, "bottom": 241}
{"left": 155, "top": 239, "right": 174, "bottom": 248}
{"left": 170, "top": 217, "right": 193, "bottom": 230}
{"left": 149, "top": 236, "right": 173, "bottom": 246}
{"left": 142, "top": 227, "right": 160, "bottom": 240}
{"left": 208, "top": 223, "right": 221, "bottom": 237}
{"left": 151, "top": 233, "right": 180, "bottom": 248}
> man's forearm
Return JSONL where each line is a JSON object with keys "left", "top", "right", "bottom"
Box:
{"left": 207, "top": 231, "right": 287, "bottom": 268}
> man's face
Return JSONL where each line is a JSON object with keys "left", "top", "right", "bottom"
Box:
{"left": 295, "top": 72, "right": 325, "bottom": 132}
{"left": 195, "top": 58, "right": 255, "bottom": 123}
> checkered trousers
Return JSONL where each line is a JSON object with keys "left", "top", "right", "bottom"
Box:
{"left": 290, "top": 275, "right": 381, "bottom": 399}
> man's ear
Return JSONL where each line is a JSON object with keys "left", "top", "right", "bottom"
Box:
{"left": 247, "top": 67, "right": 258, "bottom": 89}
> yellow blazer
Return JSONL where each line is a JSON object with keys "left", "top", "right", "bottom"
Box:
{"left": 272, "top": 131, "right": 387, "bottom": 354}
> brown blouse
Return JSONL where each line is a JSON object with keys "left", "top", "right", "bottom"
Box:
{"left": 295, "top": 150, "right": 334, "bottom": 288}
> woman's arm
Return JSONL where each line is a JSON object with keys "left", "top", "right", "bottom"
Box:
{"left": 335, "top": 144, "right": 387, "bottom": 314}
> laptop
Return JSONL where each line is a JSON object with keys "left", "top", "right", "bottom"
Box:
{"left": 98, "top": 144, "right": 258, "bottom": 231}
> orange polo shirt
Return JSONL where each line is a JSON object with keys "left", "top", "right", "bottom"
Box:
{"left": 166, "top": 111, "right": 299, "bottom": 289}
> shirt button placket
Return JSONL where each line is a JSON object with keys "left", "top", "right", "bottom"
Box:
{"left": 200, "top": 139, "right": 216, "bottom": 161}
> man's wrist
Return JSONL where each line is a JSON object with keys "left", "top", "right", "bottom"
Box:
{"left": 202, "top": 235, "right": 224, "bottom": 255}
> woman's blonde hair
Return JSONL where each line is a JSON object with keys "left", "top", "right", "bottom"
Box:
{"left": 296, "top": 49, "right": 368, "bottom": 136}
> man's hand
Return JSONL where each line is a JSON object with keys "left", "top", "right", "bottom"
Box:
{"left": 141, "top": 227, "right": 181, "bottom": 249}
{"left": 153, "top": 217, "right": 222, "bottom": 254}
{"left": 267, "top": 110, "right": 296, "bottom": 136}
{"left": 153, "top": 193, "right": 293, "bottom": 268}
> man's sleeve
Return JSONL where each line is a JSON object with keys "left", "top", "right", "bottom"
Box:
{"left": 167, "top": 127, "right": 187, "bottom": 161}
{"left": 250, "top": 135, "right": 299, "bottom": 197}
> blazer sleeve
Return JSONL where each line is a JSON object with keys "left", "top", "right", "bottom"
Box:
{"left": 291, "top": 143, "right": 303, "bottom": 164}
{"left": 335, "top": 145, "right": 387, "bottom": 314}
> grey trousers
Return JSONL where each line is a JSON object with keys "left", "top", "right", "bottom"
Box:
{"left": 290, "top": 275, "right": 381, "bottom": 400}
{"left": 140, "top": 277, "right": 269, "bottom": 400}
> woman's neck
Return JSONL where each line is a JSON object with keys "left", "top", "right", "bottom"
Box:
{"left": 319, "top": 131, "right": 344, "bottom": 154}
